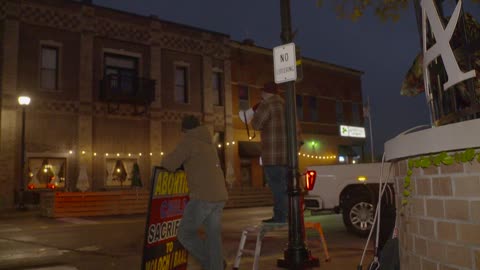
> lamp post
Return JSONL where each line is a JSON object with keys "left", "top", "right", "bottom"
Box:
{"left": 18, "top": 95, "right": 31, "bottom": 210}
{"left": 277, "top": 0, "right": 319, "bottom": 268}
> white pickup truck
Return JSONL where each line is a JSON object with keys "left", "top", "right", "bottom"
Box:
{"left": 304, "top": 162, "right": 396, "bottom": 237}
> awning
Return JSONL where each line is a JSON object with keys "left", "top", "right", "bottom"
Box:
{"left": 338, "top": 145, "right": 358, "bottom": 157}
{"left": 238, "top": 141, "right": 262, "bottom": 158}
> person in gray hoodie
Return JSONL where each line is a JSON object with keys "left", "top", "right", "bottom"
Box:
{"left": 161, "top": 115, "right": 228, "bottom": 270}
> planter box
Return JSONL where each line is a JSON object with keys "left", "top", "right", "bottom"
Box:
{"left": 385, "top": 119, "right": 480, "bottom": 270}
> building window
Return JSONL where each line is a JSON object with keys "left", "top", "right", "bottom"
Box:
{"left": 104, "top": 53, "right": 139, "bottom": 94}
{"left": 40, "top": 46, "right": 59, "bottom": 90}
{"left": 175, "top": 66, "right": 189, "bottom": 104}
{"left": 212, "top": 72, "right": 223, "bottom": 106}
{"left": 214, "top": 132, "right": 226, "bottom": 175}
{"left": 336, "top": 100, "right": 344, "bottom": 124}
{"left": 27, "top": 157, "right": 66, "bottom": 189}
{"left": 105, "top": 158, "right": 139, "bottom": 187}
{"left": 296, "top": 94, "right": 303, "bottom": 121}
{"left": 352, "top": 103, "right": 361, "bottom": 125}
{"left": 238, "top": 85, "right": 250, "bottom": 110}
{"left": 309, "top": 96, "right": 319, "bottom": 122}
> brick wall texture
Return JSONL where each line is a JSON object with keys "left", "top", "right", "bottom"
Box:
{"left": 395, "top": 156, "right": 480, "bottom": 270}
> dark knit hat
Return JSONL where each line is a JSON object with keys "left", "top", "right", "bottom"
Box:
{"left": 181, "top": 115, "right": 200, "bottom": 131}
{"left": 262, "top": 81, "right": 279, "bottom": 94}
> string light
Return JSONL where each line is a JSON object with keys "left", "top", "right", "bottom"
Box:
{"left": 57, "top": 140, "right": 254, "bottom": 158}
{"left": 296, "top": 152, "right": 338, "bottom": 160}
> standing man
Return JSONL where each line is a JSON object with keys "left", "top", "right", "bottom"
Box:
{"left": 161, "top": 115, "right": 228, "bottom": 270}
{"left": 239, "top": 82, "right": 290, "bottom": 224}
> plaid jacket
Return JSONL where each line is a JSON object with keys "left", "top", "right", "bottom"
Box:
{"left": 251, "top": 95, "right": 288, "bottom": 166}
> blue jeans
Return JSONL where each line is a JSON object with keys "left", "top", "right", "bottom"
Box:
{"left": 264, "top": 165, "right": 288, "bottom": 222}
{"left": 177, "top": 199, "right": 225, "bottom": 270}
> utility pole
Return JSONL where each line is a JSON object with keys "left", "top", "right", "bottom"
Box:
{"left": 367, "top": 96, "right": 375, "bottom": 163}
{"left": 277, "top": 0, "right": 319, "bottom": 268}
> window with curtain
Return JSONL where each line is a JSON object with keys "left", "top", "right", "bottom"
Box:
{"left": 238, "top": 85, "right": 250, "bottom": 110}
{"left": 212, "top": 72, "right": 223, "bottom": 106}
{"left": 104, "top": 53, "right": 139, "bottom": 95}
{"left": 40, "top": 46, "right": 59, "bottom": 90}
{"left": 27, "top": 157, "right": 66, "bottom": 189}
{"left": 175, "top": 66, "right": 189, "bottom": 104}
{"left": 105, "top": 158, "right": 138, "bottom": 187}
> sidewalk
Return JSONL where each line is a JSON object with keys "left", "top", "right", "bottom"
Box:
{"left": 220, "top": 208, "right": 374, "bottom": 270}
{"left": 0, "top": 207, "right": 374, "bottom": 270}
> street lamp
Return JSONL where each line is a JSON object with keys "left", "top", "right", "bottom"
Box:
{"left": 277, "top": 0, "right": 319, "bottom": 269}
{"left": 18, "top": 95, "right": 31, "bottom": 210}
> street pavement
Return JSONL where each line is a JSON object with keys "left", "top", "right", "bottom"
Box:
{"left": 0, "top": 207, "right": 374, "bottom": 270}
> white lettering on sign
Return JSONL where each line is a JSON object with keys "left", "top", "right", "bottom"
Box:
{"left": 421, "top": 0, "right": 476, "bottom": 90}
{"left": 273, "top": 43, "right": 297, "bottom": 84}
{"left": 340, "top": 125, "right": 366, "bottom": 138}
{"left": 147, "top": 219, "right": 181, "bottom": 245}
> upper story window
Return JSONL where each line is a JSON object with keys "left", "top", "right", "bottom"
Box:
{"left": 238, "top": 85, "right": 249, "bottom": 110}
{"left": 104, "top": 53, "right": 139, "bottom": 94}
{"left": 40, "top": 46, "right": 59, "bottom": 90}
{"left": 296, "top": 94, "right": 303, "bottom": 121}
{"left": 336, "top": 100, "right": 344, "bottom": 124}
{"left": 352, "top": 103, "right": 361, "bottom": 125}
{"left": 212, "top": 72, "right": 223, "bottom": 106}
{"left": 175, "top": 66, "right": 189, "bottom": 104}
{"left": 105, "top": 53, "right": 138, "bottom": 76}
{"left": 308, "top": 96, "right": 319, "bottom": 122}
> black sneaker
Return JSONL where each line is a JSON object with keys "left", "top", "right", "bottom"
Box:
{"left": 262, "top": 217, "right": 275, "bottom": 223}
{"left": 263, "top": 218, "right": 287, "bottom": 224}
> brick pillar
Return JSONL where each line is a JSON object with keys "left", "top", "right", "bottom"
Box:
{"left": 0, "top": 15, "right": 20, "bottom": 208}
{"left": 149, "top": 45, "right": 162, "bottom": 189}
{"left": 77, "top": 28, "right": 94, "bottom": 191}
{"left": 223, "top": 60, "right": 236, "bottom": 187}
{"left": 395, "top": 155, "right": 480, "bottom": 270}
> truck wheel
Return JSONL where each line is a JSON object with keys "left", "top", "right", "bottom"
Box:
{"left": 342, "top": 196, "right": 374, "bottom": 237}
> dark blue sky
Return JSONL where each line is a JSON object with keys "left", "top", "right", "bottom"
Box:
{"left": 95, "top": 0, "right": 478, "bottom": 157}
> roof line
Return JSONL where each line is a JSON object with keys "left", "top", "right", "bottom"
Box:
{"left": 230, "top": 40, "right": 364, "bottom": 76}
{"left": 70, "top": 0, "right": 229, "bottom": 38}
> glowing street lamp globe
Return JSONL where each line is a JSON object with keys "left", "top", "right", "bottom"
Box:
{"left": 18, "top": 96, "right": 31, "bottom": 106}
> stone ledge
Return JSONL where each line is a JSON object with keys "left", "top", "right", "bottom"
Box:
{"left": 385, "top": 118, "right": 480, "bottom": 161}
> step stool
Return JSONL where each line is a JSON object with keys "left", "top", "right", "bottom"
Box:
{"left": 232, "top": 222, "right": 329, "bottom": 270}
{"left": 304, "top": 221, "right": 330, "bottom": 262}
{"left": 232, "top": 223, "right": 286, "bottom": 270}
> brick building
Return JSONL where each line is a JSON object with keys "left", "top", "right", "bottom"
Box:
{"left": 0, "top": 0, "right": 364, "bottom": 209}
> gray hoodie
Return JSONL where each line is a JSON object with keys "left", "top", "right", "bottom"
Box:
{"left": 161, "top": 125, "right": 228, "bottom": 202}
